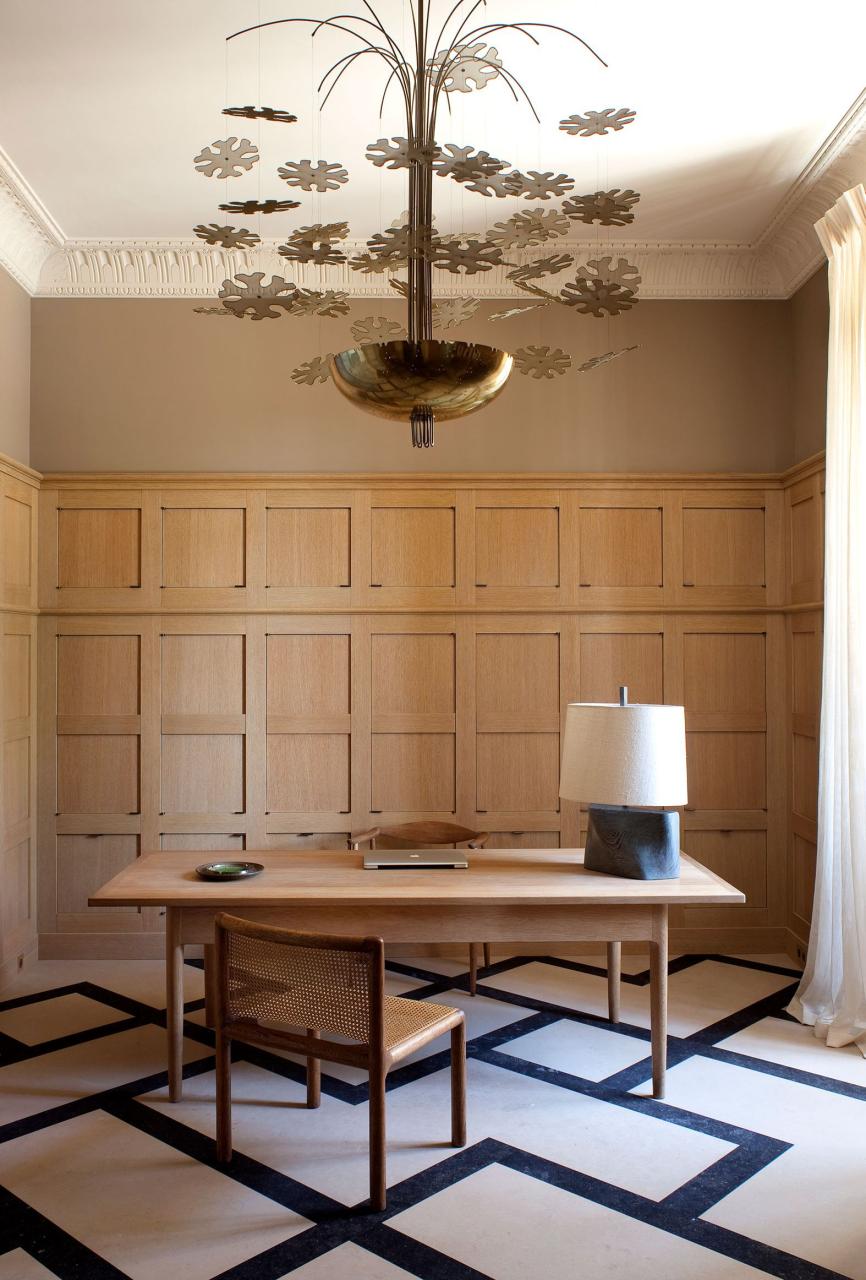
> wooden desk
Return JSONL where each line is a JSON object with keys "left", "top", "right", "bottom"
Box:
{"left": 90, "top": 848, "right": 744, "bottom": 1101}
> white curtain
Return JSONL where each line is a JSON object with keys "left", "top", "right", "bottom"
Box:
{"left": 788, "top": 184, "right": 866, "bottom": 1055}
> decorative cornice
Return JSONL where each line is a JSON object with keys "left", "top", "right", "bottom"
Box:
{"left": 36, "top": 236, "right": 776, "bottom": 300}
{"left": 757, "top": 87, "right": 866, "bottom": 296}
{"left": 6, "top": 91, "right": 866, "bottom": 300}
{"left": 0, "top": 146, "right": 64, "bottom": 294}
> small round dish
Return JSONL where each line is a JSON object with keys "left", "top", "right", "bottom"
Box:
{"left": 195, "top": 861, "right": 264, "bottom": 882}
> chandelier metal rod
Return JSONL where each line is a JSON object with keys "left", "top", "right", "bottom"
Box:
{"left": 227, "top": 16, "right": 414, "bottom": 114}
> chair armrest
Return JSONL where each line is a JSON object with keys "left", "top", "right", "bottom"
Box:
{"left": 349, "top": 828, "right": 380, "bottom": 849}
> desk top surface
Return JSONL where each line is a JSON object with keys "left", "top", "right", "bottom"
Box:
{"left": 90, "top": 849, "right": 745, "bottom": 909}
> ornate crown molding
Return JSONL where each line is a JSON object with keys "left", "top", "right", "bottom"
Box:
{"left": 35, "top": 236, "right": 776, "bottom": 300}
{"left": 0, "top": 146, "right": 64, "bottom": 294}
{"left": 6, "top": 90, "right": 866, "bottom": 300}
{"left": 756, "top": 87, "right": 866, "bottom": 295}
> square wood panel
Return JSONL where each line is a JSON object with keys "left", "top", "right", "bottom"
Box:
{"left": 58, "top": 636, "right": 140, "bottom": 717}
{"left": 371, "top": 508, "right": 454, "bottom": 587}
{"left": 57, "top": 835, "right": 139, "bottom": 914}
{"left": 793, "top": 733, "right": 818, "bottom": 822}
{"left": 162, "top": 635, "right": 244, "bottom": 715}
{"left": 268, "top": 734, "right": 350, "bottom": 812}
{"left": 162, "top": 508, "right": 245, "bottom": 588}
{"left": 3, "top": 632, "right": 31, "bottom": 721}
{"left": 57, "top": 736, "right": 139, "bottom": 814}
{"left": 790, "top": 494, "right": 820, "bottom": 594}
{"left": 477, "top": 733, "right": 560, "bottom": 812}
{"left": 793, "top": 834, "right": 817, "bottom": 923}
{"left": 579, "top": 632, "right": 663, "bottom": 704}
{"left": 267, "top": 508, "right": 350, "bottom": 587}
{"left": 161, "top": 834, "right": 245, "bottom": 851}
{"left": 476, "top": 634, "right": 560, "bottom": 721}
{"left": 686, "top": 733, "right": 766, "bottom": 810}
{"left": 682, "top": 507, "right": 765, "bottom": 587}
{"left": 683, "top": 633, "right": 766, "bottom": 715}
{"left": 372, "top": 634, "right": 455, "bottom": 716}
{"left": 0, "top": 840, "right": 30, "bottom": 933}
{"left": 2, "top": 496, "right": 31, "bottom": 589}
{"left": 792, "top": 630, "right": 820, "bottom": 719}
{"left": 486, "top": 831, "right": 561, "bottom": 849}
{"left": 371, "top": 734, "right": 455, "bottom": 812}
{"left": 684, "top": 830, "right": 767, "bottom": 907}
{"left": 579, "top": 508, "right": 662, "bottom": 587}
{"left": 267, "top": 834, "right": 350, "bottom": 851}
{"left": 267, "top": 634, "right": 350, "bottom": 718}
{"left": 475, "top": 507, "right": 559, "bottom": 588}
{"left": 3, "top": 736, "right": 30, "bottom": 828}
{"left": 58, "top": 509, "right": 140, "bottom": 588}
{"left": 161, "top": 736, "right": 244, "bottom": 814}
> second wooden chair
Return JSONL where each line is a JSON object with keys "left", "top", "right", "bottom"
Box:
{"left": 349, "top": 821, "right": 491, "bottom": 994}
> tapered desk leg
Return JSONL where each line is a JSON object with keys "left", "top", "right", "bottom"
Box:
{"left": 650, "top": 906, "right": 668, "bottom": 1099}
{"left": 166, "top": 907, "right": 184, "bottom": 1102}
{"left": 606, "top": 942, "right": 621, "bottom": 1023}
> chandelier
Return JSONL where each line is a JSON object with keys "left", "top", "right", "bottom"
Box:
{"left": 193, "top": 2, "right": 641, "bottom": 446}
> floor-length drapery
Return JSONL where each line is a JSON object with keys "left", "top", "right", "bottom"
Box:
{"left": 788, "top": 184, "right": 866, "bottom": 1055}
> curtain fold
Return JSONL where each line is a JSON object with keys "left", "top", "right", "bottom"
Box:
{"left": 788, "top": 185, "right": 866, "bottom": 1055}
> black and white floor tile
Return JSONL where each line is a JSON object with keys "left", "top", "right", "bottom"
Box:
{"left": 1, "top": 950, "right": 865, "bottom": 1280}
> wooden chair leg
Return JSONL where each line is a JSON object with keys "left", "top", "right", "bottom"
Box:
{"left": 607, "top": 941, "right": 622, "bottom": 1024}
{"left": 483, "top": 943, "right": 492, "bottom": 969}
{"left": 468, "top": 943, "right": 479, "bottom": 996}
{"left": 369, "top": 1065, "right": 387, "bottom": 1212}
{"left": 306, "top": 1029, "right": 321, "bottom": 1108}
{"left": 451, "top": 1020, "right": 467, "bottom": 1147}
{"left": 203, "top": 944, "right": 218, "bottom": 1029}
{"left": 215, "top": 1028, "right": 232, "bottom": 1162}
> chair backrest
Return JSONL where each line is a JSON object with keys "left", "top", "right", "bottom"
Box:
{"left": 373, "top": 820, "right": 489, "bottom": 850}
{"left": 215, "top": 913, "right": 384, "bottom": 1046}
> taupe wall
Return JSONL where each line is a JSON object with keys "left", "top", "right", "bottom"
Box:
{"left": 30, "top": 297, "right": 796, "bottom": 474}
{"left": 790, "top": 266, "right": 828, "bottom": 463}
{"left": 0, "top": 265, "right": 30, "bottom": 466}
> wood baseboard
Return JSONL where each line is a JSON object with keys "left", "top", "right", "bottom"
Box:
{"left": 0, "top": 939, "right": 38, "bottom": 990}
{"left": 38, "top": 933, "right": 166, "bottom": 961}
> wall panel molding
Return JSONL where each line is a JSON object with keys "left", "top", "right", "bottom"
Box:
{"left": 0, "top": 450, "right": 823, "bottom": 966}
{"left": 31, "top": 462, "right": 816, "bottom": 963}
{"left": 0, "top": 452, "right": 40, "bottom": 982}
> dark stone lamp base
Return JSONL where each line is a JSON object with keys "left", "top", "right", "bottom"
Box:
{"left": 584, "top": 804, "right": 680, "bottom": 880}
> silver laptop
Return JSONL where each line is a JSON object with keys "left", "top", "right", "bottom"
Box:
{"left": 363, "top": 849, "right": 468, "bottom": 870}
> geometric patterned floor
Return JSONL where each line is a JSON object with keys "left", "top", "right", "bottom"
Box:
{"left": 1, "top": 950, "right": 865, "bottom": 1280}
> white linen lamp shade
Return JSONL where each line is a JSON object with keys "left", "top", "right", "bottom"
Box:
{"left": 558, "top": 702, "right": 688, "bottom": 807}
{"left": 559, "top": 698, "right": 688, "bottom": 880}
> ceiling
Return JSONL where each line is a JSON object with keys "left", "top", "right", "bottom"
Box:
{"left": 1, "top": 0, "right": 865, "bottom": 297}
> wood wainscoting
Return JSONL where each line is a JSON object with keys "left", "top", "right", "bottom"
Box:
{"left": 28, "top": 463, "right": 823, "bottom": 963}
{"left": 0, "top": 453, "right": 39, "bottom": 983}
{"left": 784, "top": 457, "right": 824, "bottom": 957}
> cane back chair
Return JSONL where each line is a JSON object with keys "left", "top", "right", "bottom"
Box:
{"left": 349, "top": 821, "right": 491, "bottom": 994}
{"left": 214, "top": 912, "right": 466, "bottom": 1211}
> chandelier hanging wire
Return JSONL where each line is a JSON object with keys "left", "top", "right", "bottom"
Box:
{"left": 193, "top": 0, "right": 642, "bottom": 446}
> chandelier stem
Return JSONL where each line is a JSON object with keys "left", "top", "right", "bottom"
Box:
{"left": 409, "top": 0, "right": 433, "bottom": 345}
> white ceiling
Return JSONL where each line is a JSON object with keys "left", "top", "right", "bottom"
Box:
{"left": 0, "top": 0, "right": 865, "bottom": 296}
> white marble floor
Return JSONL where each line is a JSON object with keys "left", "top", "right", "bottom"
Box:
{"left": 1, "top": 950, "right": 864, "bottom": 1280}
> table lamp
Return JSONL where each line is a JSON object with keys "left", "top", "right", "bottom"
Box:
{"left": 559, "top": 688, "right": 688, "bottom": 879}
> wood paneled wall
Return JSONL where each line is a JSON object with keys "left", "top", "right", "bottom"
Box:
{"left": 0, "top": 455, "right": 39, "bottom": 982}
{"left": 32, "top": 470, "right": 806, "bottom": 960}
{"left": 784, "top": 458, "right": 825, "bottom": 952}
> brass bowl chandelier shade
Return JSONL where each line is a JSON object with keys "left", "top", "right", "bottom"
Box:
{"left": 329, "top": 341, "right": 514, "bottom": 446}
